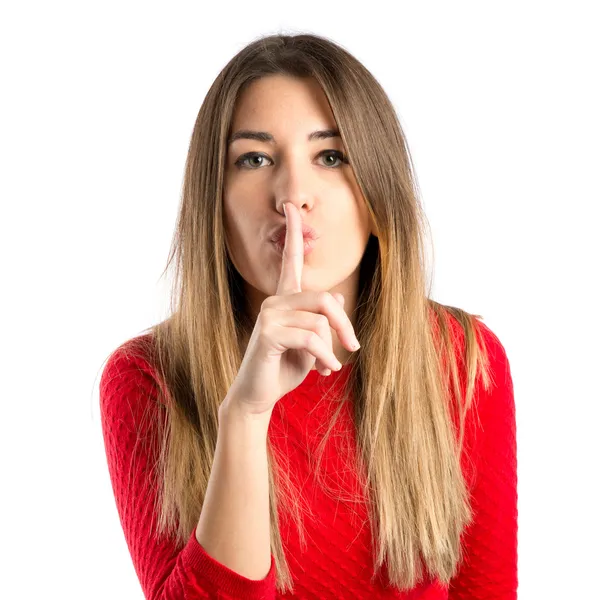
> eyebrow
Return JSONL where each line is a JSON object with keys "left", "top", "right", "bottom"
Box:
{"left": 227, "top": 128, "right": 340, "bottom": 146}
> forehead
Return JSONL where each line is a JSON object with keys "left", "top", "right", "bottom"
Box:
{"left": 229, "top": 75, "right": 337, "bottom": 138}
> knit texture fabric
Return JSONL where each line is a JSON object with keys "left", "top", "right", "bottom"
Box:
{"left": 99, "top": 318, "right": 517, "bottom": 599}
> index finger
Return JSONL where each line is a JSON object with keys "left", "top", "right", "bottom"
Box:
{"left": 276, "top": 202, "right": 304, "bottom": 296}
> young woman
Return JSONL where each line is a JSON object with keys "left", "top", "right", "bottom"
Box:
{"left": 100, "top": 33, "right": 517, "bottom": 599}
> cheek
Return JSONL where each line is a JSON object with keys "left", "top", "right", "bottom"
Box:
{"left": 223, "top": 197, "right": 247, "bottom": 234}
{"left": 222, "top": 208, "right": 237, "bottom": 249}
{"left": 223, "top": 209, "right": 260, "bottom": 262}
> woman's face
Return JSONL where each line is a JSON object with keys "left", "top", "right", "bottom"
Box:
{"left": 223, "top": 74, "right": 375, "bottom": 323}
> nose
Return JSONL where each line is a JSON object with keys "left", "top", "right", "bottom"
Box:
{"left": 274, "top": 158, "right": 315, "bottom": 214}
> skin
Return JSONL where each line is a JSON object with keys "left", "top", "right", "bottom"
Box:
{"left": 223, "top": 74, "right": 377, "bottom": 367}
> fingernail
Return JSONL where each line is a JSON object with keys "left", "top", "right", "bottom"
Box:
{"left": 351, "top": 339, "right": 360, "bottom": 350}
{"left": 283, "top": 203, "right": 288, "bottom": 217}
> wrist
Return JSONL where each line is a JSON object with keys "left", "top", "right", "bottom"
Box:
{"left": 218, "top": 395, "right": 273, "bottom": 427}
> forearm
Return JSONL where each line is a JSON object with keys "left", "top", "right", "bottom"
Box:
{"left": 195, "top": 397, "right": 273, "bottom": 580}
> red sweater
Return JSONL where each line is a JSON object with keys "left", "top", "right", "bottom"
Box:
{"left": 99, "top": 319, "right": 517, "bottom": 599}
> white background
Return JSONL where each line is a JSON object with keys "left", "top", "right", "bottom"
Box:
{"left": 1, "top": 1, "right": 598, "bottom": 598}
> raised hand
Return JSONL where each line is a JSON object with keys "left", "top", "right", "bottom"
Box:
{"left": 224, "top": 202, "right": 360, "bottom": 416}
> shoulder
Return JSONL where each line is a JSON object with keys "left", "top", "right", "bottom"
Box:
{"left": 472, "top": 319, "right": 512, "bottom": 398}
{"left": 464, "top": 318, "right": 515, "bottom": 442}
{"left": 429, "top": 305, "right": 511, "bottom": 379}
{"left": 99, "top": 333, "right": 166, "bottom": 435}
{"left": 432, "top": 308, "right": 514, "bottom": 436}
{"left": 437, "top": 308, "right": 511, "bottom": 376}
{"left": 100, "top": 333, "right": 157, "bottom": 394}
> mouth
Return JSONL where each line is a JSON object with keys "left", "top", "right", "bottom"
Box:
{"left": 271, "top": 236, "right": 317, "bottom": 256}
{"left": 270, "top": 225, "right": 320, "bottom": 246}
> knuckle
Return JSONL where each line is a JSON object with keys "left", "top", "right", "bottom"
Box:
{"left": 316, "top": 290, "right": 332, "bottom": 309}
{"left": 258, "top": 321, "right": 275, "bottom": 345}
{"left": 261, "top": 296, "right": 275, "bottom": 310}
{"left": 307, "top": 330, "right": 319, "bottom": 347}
{"left": 257, "top": 307, "right": 272, "bottom": 326}
{"left": 317, "top": 314, "right": 329, "bottom": 330}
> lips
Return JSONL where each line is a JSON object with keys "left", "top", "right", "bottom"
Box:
{"left": 271, "top": 223, "right": 320, "bottom": 246}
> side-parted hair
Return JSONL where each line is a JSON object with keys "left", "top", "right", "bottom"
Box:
{"left": 110, "top": 32, "right": 496, "bottom": 593}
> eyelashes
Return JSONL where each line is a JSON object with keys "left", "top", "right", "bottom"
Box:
{"left": 234, "top": 149, "right": 350, "bottom": 170}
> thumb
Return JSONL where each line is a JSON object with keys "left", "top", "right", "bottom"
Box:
{"left": 333, "top": 293, "right": 345, "bottom": 307}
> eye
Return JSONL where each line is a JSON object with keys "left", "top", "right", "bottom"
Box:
{"left": 318, "top": 150, "right": 349, "bottom": 168}
{"left": 234, "top": 153, "right": 272, "bottom": 169}
{"left": 234, "top": 150, "right": 349, "bottom": 170}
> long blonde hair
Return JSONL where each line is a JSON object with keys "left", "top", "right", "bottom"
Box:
{"left": 116, "top": 32, "right": 494, "bottom": 593}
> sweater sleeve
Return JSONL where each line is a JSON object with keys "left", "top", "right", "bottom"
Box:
{"left": 99, "top": 344, "right": 277, "bottom": 600}
{"left": 448, "top": 323, "right": 518, "bottom": 599}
